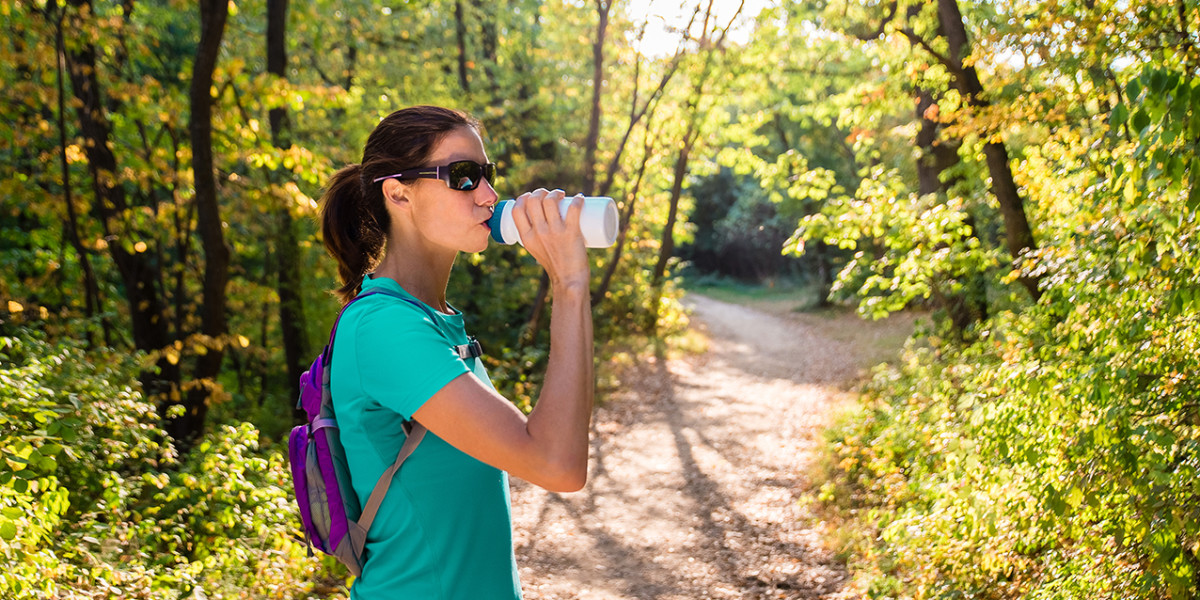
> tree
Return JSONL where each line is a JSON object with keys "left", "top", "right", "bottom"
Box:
{"left": 651, "top": 0, "right": 746, "bottom": 290}
{"left": 581, "top": 0, "right": 613, "bottom": 194}
{"left": 267, "top": 0, "right": 310, "bottom": 411}
{"left": 856, "top": 0, "right": 1041, "bottom": 300}
{"left": 60, "top": 0, "right": 183, "bottom": 424}
{"left": 178, "top": 0, "right": 232, "bottom": 447}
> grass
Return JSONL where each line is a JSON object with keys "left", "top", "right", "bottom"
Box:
{"left": 680, "top": 270, "right": 924, "bottom": 371}
{"left": 679, "top": 272, "right": 827, "bottom": 315}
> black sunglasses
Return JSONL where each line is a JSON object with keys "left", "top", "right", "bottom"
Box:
{"left": 372, "top": 160, "right": 498, "bottom": 191}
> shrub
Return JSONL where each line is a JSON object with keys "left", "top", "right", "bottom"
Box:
{"left": 0, "top": 331, "right": 328, "bottom": 599}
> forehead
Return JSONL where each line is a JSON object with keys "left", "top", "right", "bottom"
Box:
{"left": 428, "top": 126, "right": 487, "bottom": 163}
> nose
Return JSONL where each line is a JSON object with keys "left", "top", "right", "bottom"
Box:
{"left": 477, "top": 179, "right": 499, "bottom": 208}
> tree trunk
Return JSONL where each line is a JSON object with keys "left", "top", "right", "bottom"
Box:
{"left": 454, "top": 0, "right": 471, "bottom": 93}
{"left": 268, "top": 0, "right": 309, "bottom": 415}
{"left": 582, "top": 0, "right": 610, "bottom": 193}
{"left": 937, "top": 0, "right": 1041, "bottom": 300}
{"left": 652, "top": 123, "right": 697, "bottom": 287}
{"left": 179, "top": 0, "right": 231, "bottom": 449}
{"left": 55, "top": 9, "right": 107, "bottom": 348}
{"left": 593, "top": 129, "right": 654, "bottom": 306}
{"left": 648, "top": 6, "right": 734, "bottom": 291}
{"left": 473, "top": 0, "right": 500, "bottom": 95}
{"left": 916, "top": 89, "right": 987, "bottom": 332}
{"left": 62, "top": 0, "right": 180, "bottom": 409}
{"left": 597, "top": 46, "right": 683, "bottom": 198}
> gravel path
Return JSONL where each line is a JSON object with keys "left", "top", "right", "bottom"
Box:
{"left": 511, "top": 294, "right": 914, "bottom": 600}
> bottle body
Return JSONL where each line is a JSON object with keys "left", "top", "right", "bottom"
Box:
{"left": 488, "top": 196, "right": 619, "bottom": 248}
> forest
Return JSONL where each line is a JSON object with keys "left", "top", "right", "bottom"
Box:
{"left": 1, "top": 0, "right": 1197, "bottom": 597}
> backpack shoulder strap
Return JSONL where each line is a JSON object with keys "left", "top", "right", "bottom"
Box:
{"left": 353, "top": 420, "right": 426, "bottom": 546}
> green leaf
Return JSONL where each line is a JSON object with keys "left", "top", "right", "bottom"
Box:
{"left": 1044, "top": 483, "right": 1067, "bottom": 515}
{"left": 1109, "top": 103, "right": 1129, "bottom": 128}
{"left": 0, "top": 518, "right": 15, "bottom": 541}
{"left": 1131, "top": 110, "right": 1151, "bottom": 133}
{"left": 1150, "top": 70, "right": 1167, "bottom": 94}
{"left": 1126, "top": 78, "right": 1142, "bottom": 100}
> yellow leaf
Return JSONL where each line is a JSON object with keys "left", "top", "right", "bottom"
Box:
{"left": 237, "top": 335, "right": 250, "bottom": 348}
{"left": 134, "top": 241, "right": 148, "bottom": 253}
{"left": 66, "top": 144, "right": 85, "bottom": 163}
{"left": 7, "top": 301, "right": 23, "bottom": 313}
{"left": 165, "top": 348, "right": 180, "bottom": 365}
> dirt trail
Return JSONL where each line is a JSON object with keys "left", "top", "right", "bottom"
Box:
{"left": 511, "top": 294, "right": 914, "bottom": 600}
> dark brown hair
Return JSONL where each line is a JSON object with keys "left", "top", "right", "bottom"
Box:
{"left": 319, "top": 105, "right": 480, "bottom": 304}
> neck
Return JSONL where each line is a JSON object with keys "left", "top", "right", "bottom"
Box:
{"left": 373, "top": 235, "right": 457, "bottom": 314}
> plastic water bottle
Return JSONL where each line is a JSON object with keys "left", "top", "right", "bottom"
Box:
{"left": 488, "top": 196, "right": 619, "bottom": 248}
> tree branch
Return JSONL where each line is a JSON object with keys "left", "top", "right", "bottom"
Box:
{"left": 899, "top": 27, "right": 956, "bottom": 72}
{"left": 854, "top": 0, "right": 899, "bottom": 41}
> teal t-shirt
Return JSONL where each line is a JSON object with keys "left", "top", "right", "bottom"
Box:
{"left": 331, "top": 274, "right": 521, "bottom": 599}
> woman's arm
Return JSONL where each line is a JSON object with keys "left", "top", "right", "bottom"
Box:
{"left": 412, "top": 189, "right": 594, "bottom": 492}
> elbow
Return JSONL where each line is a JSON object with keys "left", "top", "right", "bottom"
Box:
{"left": 535, "top": 458, "right": 588, "bottom": 493}
{"left": 556, "top": 466, "right": 589, "bottom": 493}
{"left": 544, "top": 470, "right": 587, "bottom": 493}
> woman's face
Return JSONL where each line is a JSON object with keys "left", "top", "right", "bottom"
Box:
{"left": 399, "top": 126, "right": 499, "bottom": 254}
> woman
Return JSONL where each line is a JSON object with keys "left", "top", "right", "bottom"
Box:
{"left": 318, "top": 105, "right": 593, "bottom": 598}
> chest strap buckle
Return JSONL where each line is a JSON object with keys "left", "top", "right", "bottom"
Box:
{"left": 454, "top": 337, "right": 484, "bottom": 360}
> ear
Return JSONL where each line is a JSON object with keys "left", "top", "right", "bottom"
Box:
{"left": 381, "top": 178, "right": 412, "bottom": 208}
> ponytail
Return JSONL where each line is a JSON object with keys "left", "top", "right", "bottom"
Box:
{"left": 319, "top": 164, "right": 389, "bottom": 304}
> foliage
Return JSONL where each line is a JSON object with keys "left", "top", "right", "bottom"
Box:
{"left": 0, "top": 331, "right": 320, "bottom": 598}
{"left": 680, "top": 167, "right": 806, "bottom": 281}
{"left": 0, "top": 0, "right": 719, "bottom": 592}
{"left": 5, "top": 0, "right": 1198, "bottom": 595}
{"left": 773, "top": 0, "right": 1200, "bottom": 596}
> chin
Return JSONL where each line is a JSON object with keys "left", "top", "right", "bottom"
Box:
{"left": 464, "top": 238, "right": 490, "bottom": 254}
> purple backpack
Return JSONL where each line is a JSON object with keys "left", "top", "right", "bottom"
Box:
{"left": 287, "top": 289, "right": 482, "bottom": 576}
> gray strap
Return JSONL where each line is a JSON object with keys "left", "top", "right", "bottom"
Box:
{"left": 352, "top": 421, "right": 427, "bottom": 555}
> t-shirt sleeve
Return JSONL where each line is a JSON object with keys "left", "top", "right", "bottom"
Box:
{"left": 351, "top": 300, "right": 470, "bottom": 420}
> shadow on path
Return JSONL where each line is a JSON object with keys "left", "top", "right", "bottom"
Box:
{"left": 510, "top": 294, "right": 905, "bottom": 599}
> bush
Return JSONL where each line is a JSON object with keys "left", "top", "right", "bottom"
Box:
{"left": 0, "top": 331, "right": 327, "bottom": 599}
{"left": 818, "top": 257, "right": 1200, "bottom": 598}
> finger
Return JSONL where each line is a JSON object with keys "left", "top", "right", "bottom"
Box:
{"left": 523, "top": 188, "right": 550, "bottom": 234}
{"left": 563, "top": 194, "right": 584, "bottom": 230}
{"left": 542, "top": 189, "right": 567, "bottom": 229}
{"left": 511, "top": 191, "right": 537, "bottom": 239}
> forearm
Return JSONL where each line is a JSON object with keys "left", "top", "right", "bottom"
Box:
{"left": 525, "top": 280, "right": 594, "bottom": 488}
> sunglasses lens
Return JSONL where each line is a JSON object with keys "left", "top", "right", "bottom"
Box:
{"left": 446, "top": 161, "right": 496, "bottom": 191}
{"left": 447, "top": 162, "right": 480, "bottom": 191}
